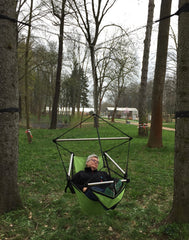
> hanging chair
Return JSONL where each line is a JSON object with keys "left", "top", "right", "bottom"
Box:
{"left": 53, "top": 113, "right": 132, "bottom": 214}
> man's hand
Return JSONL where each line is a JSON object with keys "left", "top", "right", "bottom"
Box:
{"left": 83, "top": 187, "right": 87, "bottom": 192}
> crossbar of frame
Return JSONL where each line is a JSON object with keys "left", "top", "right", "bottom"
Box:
{"left": 104, "top": 152, "right": 126, "bottom": 175}
{"left": 88, "top": 179, "right": 127, "bottom": 186}
{"left": 55, "top": 137, "right": 130, "bottom": 142}
{"left": 68, "top": 153, "right": 74, "bottom": 177}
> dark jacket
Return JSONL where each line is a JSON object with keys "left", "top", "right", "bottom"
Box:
{"left": 71, "top": 167, "right": 113, "bottom": 191}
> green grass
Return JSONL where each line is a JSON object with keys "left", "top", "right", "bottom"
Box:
{"left": 162, "top": 122, "right": 175, "bottom": 129}
{"left": 0, "top": 121, "right": 188, "bottom": 240}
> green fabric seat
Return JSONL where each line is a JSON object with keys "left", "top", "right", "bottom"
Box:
{"left": 71, "top": 156, "right": 126, "bottom": 214}
{"left": 72, "top": 185, "right": 105, "bottom": 215}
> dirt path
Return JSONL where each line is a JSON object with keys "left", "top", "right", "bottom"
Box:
{"left": 161, "top": 126, "right": 175, "bottom": 131}
{"left": 115, "top": 120, "right": 175, "bottom": 132}
{"left": 129, "top": 122, "right": 175, "bottom": 131}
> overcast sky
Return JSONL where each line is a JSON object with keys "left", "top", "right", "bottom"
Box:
{"left": 36, "top": 0, "right": 179, "bottom": 83}
{"left": 106, "top": 0, "right": 179, "bottom": 29}
{"left": 103, "top": 0, "right": 179, "bottom": 80}
{"left": 43, "top": 0, "right": 179, "bottom": 55}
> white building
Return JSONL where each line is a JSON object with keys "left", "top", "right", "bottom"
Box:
{"left": 46, "top": 106, "right": 94, "bottom": 115}
{"left": 106, "top": 107, "right": 138, "bottom": 120}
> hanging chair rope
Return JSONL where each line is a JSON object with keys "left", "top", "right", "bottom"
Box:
{"left": 97, "top": 114, "right": 132, "bottom": 139}
{"left": 125, "top": 140, "right": 131, "bottom": 178}
{"left": 55, "top": 144, "right": 70, "bottom": 178}
{"left": 53, "top": 114, "right": 93, "bottom": 143}
{"left": 94, "top": 114, "right": 107, "bottom": 167}
{"left": 104, "top": 139, "right": 130, "bottom": 153}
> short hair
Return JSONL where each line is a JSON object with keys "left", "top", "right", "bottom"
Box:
{"left": 86, "top": 154, "right": 98, "bottom": 163}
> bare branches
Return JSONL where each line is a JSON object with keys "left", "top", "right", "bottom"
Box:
{"left": 69, "top": 0, "right": 118, "bottom": 46}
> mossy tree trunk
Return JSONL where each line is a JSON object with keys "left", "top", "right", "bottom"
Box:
{"left": 147, "top": 0, "right": 172, "bottom": 148}
{"left": 167, "top": 0, "right": 189, "bottom": 223}
{"left": 0, "top": 0, "right": 22, "bottom": 213}
{"left": 138, "top": 0, "right": 154, "bottom": 137}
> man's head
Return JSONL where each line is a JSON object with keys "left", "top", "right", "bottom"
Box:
{"left": 86, "top": 154, "right": 99, "bottom": 171}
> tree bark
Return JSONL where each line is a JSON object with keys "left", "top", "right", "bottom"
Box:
{"left": 167, "top": 0, "right": 189, "bottom": 223}
{"left": 0, "top": 0, "right": 22, "bottom": 213}
{"left": 147, "top": 0, "right": 172, "bottom": 148}
{"left": 50, "top": 0, "right": 66, "bottom": 129}
{"left": 138, "top": 0, "right": 154, "bottom": 137}
{"left": 89, "top": 45, "right": 99, "bottom": 117}
{"left": 24, "top": 0, "right": 33, "bottom": 143}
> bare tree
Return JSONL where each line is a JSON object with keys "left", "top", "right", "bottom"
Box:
{"left": 17, "top": 0, "right": 48, "bottom": 126}
{"left": 0, "top": 0, "right": 22, "bottom": 213}
{"left": 30, "top": 43, "right": 58, "bottom": 119}
{"left": 162, "top": 27, "right": 178, "bottom": 118}
{"left": 163, "top": 75, "right": 176, "bottom": 116}
{"left": 50, "top": 0, "right": 67, "bottom": 129}
{"left": 167, "top": 0, "right": 189, "bottom": 223}
{"left": 24, "top": 0, "right": 34, "bottom": 143}
{"left": 95, "top": 27, "right": 138, "bottom": 116}
{"left": 108, "top": 37, "right": 138, "bottom": 122}
{"left": 68, "top": 0, "right": 117, "bottom": 119}
{"left": 147, "top": 0, "right": 172, "bottom": 148}
{"left": 138, "top": 0, "right": 154, "bottom": 137}
{"left": 96, "top": 43, "right": 115, "bottom": 114}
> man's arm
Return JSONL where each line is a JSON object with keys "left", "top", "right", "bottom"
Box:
{"left": 72, "top": 172, "right": 86, "bottom": 191}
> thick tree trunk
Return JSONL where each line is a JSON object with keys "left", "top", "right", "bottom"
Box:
{"left": 0, "top": 0, "right": 22, "bottom": 213}
{"left": 147, "top": 0, "right": 172, "bottom": 148}
{"left": 167, "top": 0, "right": 189, "bottom": 223}
{"left": 138, "top": 0, "right": 154, "bottom": 137}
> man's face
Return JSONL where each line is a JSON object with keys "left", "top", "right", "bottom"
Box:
{"left": 86, "top": 156, "right": 99, "bottom": 171}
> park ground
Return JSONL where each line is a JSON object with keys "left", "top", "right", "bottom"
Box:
{"left": 1, "top": 118, "right": 188, "bottom": 240}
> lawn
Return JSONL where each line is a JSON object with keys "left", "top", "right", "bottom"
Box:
{"left": 0, "top": 119, "right": 188, "bottom": 240}
{"left": 162, "top": 122, "right": 175, "bottom": 129}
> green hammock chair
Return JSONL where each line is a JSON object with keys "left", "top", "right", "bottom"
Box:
{"left": 70, "top": 155, "right": 126, "bottom": 214}
{"left": 53, "top": 114, "right": 132, "bottom": 214}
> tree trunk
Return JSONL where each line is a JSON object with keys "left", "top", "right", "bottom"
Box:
{"left": 167, "top": 0, "right": 189, "bottom": 223}
{"left": 90, "top": 45, "right": 98, "bottom": 114}
{"left": 24, "top": 0, "right": 33, "bottom": 143}
{"left": 90, "top": 45, "right": 99, "bottom": 126}
{"left": 50, "top": 0, "right": 66, "bottom": 129}
{"left": 111, "top": 95, "right": 120, "bottom": 122}
{"left": 0, "top": 0, "right": 22, "bottom": 213}
{"left": 98, "top": 97, "right": 103, "bottom": 115}
{"left": 138, "top": 0, "right": 154, "bottom": 137}
{"left": 147, "top": 0, "right": 172, "bottom": 148}
{"left": 19, "top": 95, "right": 22, "bottom": 120}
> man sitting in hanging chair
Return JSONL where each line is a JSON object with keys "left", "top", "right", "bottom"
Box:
{"left": 71, "top": 154, "right": 122, "bottom": 200}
